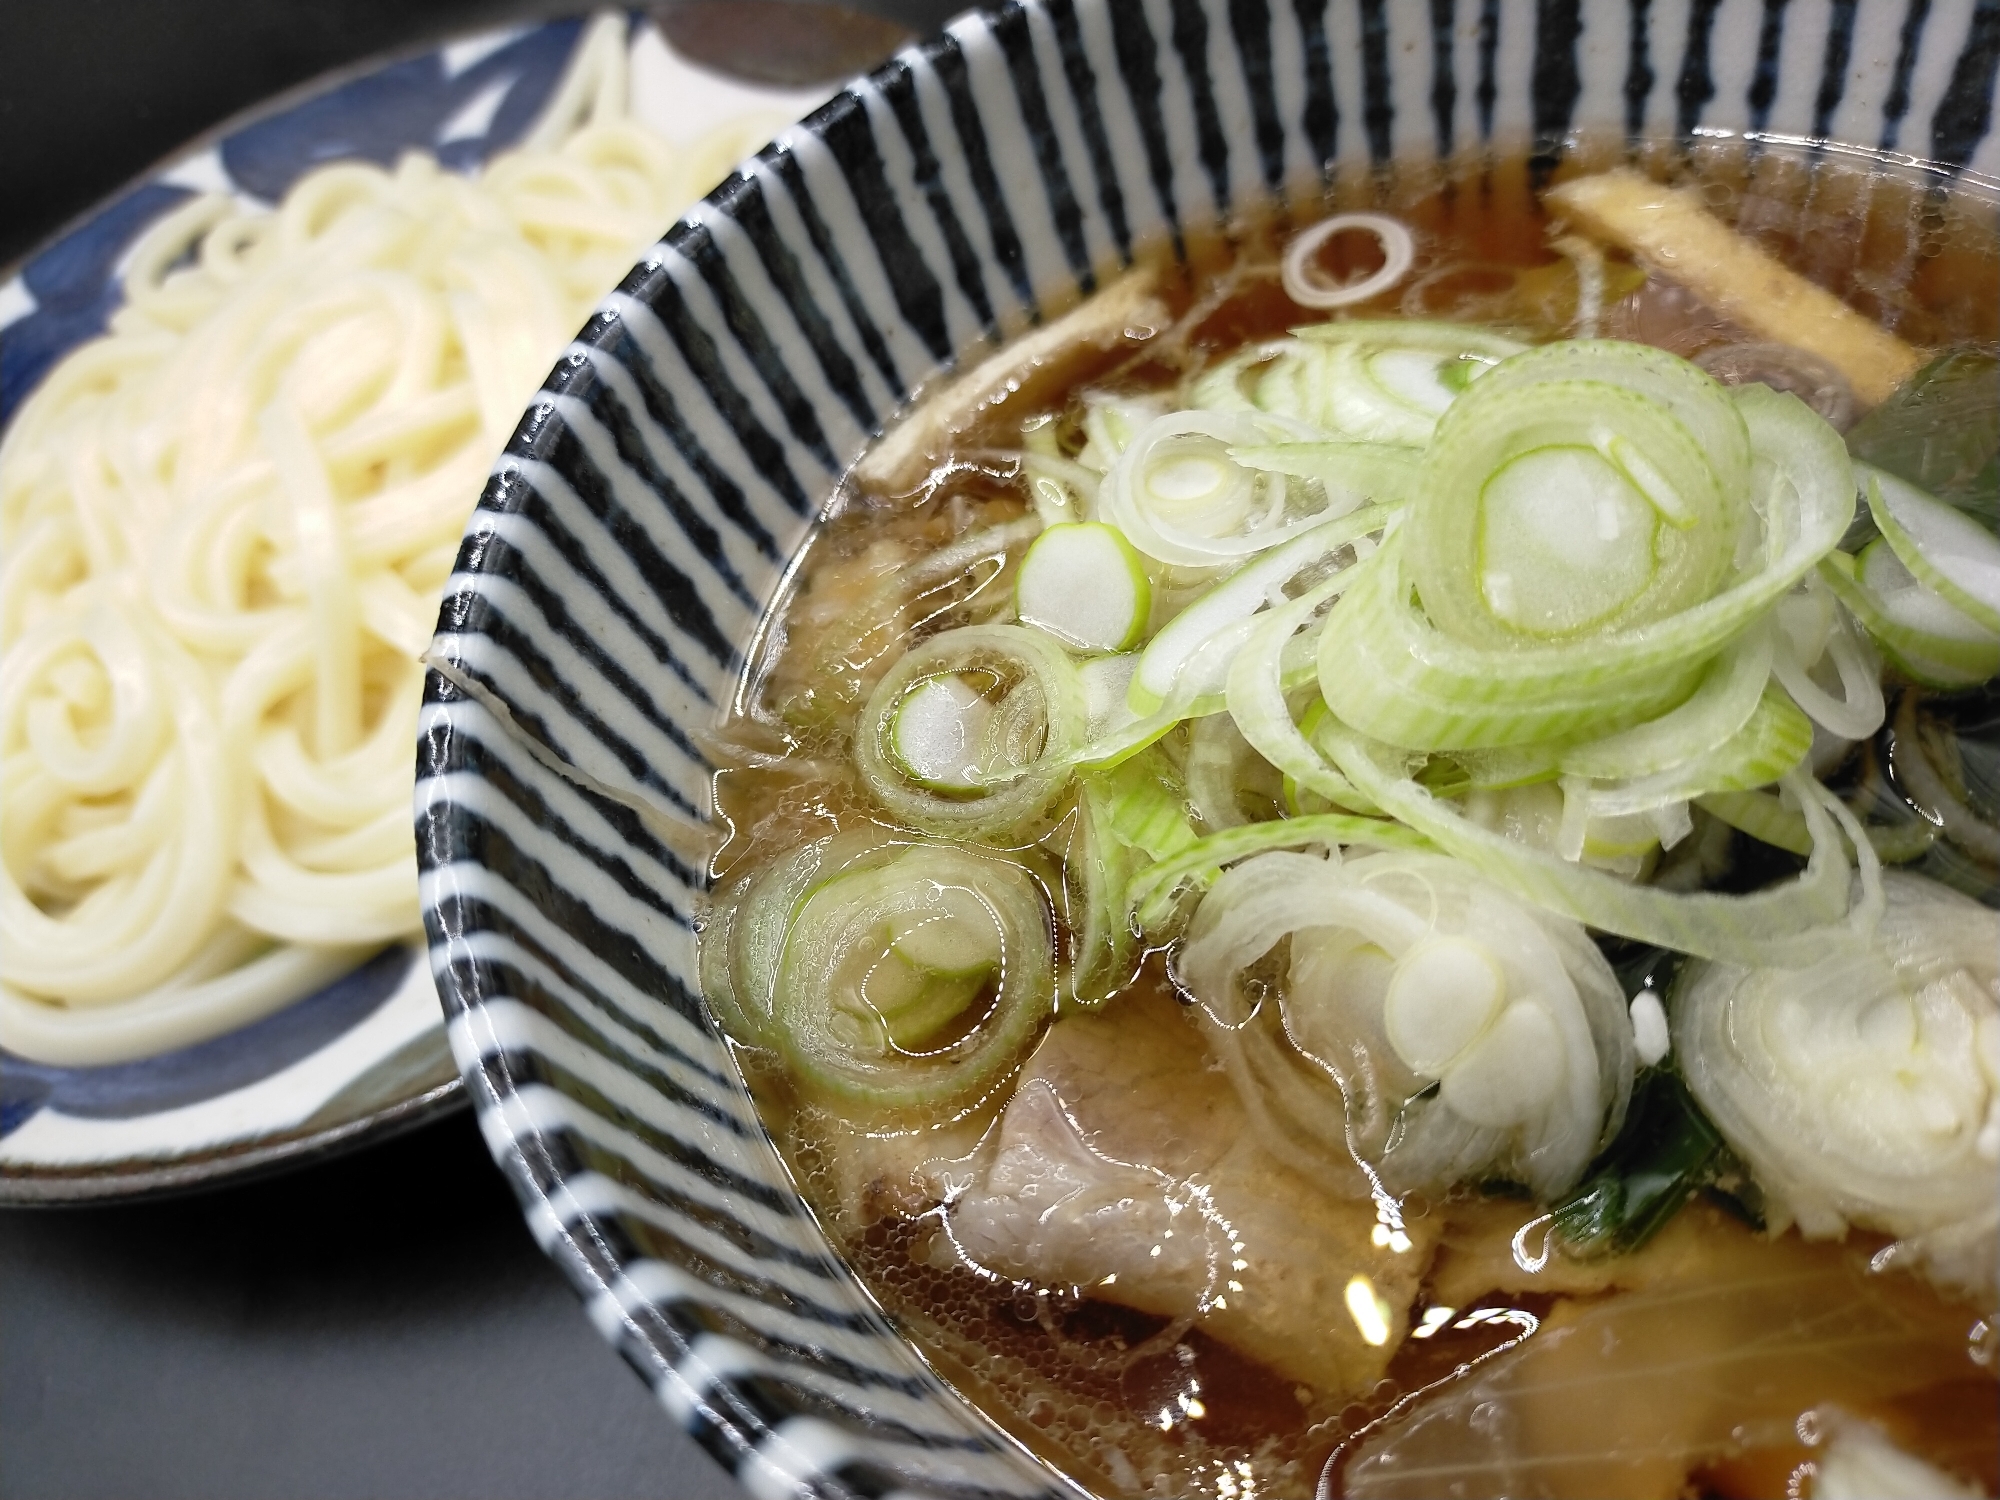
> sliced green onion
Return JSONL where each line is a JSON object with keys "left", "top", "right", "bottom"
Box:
{"left": 1861, "top": 463, "right": 2000, "bottom": 633}
{"left": 888, "top": 674, "right": 994, "bottom": 793}
{"left": 1765, "top": 580, "right": 1887, "bottom": 740}
{"left": 1076, "top": 652, "right": 1142, "bottom": 738}
{"left": 1406, "top": 343, "right": 1749, "bottom": 646}
{"left": 1466, "top": 340, "right": 1754, "bottom": 500}
{"left": 1573, "top": 688, "right": 1813, "bottom": 821}
{"left": 1226, "top": 439, "right": 1420, "bottom": 507}
{"left": 1132, "top": 505, "right": 1391, "bottom": 715}
{"left": 857, "top": 624, "right": 1085, "bottom": 839}
{"left": 1124, "top": 812, "right": 1426, "bottom": 935}
{"left": 1077, "top": 392, "right": 1167, "bottom": 474}
{"left": 1193, "top": 322, "right": 1525, "bottom": 445}
{"left": 1319, "top": 384, "right": 1854, "bottom": 751}
{"left": 1696, "top": 788, "right": 1815, "bottom": 856}
{"left": 1176, "top": 847, "right": 1631, "bottom": 1198}
{"left": 773, "top": 842, "right": 1053, "bottom": 1106}
{"left": 1015, "top": 522, "right": 1151, "bottom": 652}
{"left": 1673, "top": 871, "right": 2000, "bottom": 1293}
{"left": 1056, "top": 788, "right": 1134, "bottom": 1007}
{"left": 1820, "top": 545, "right": 2000, "bottom": 689}
{"left": 1185, "top": 713, "right": 1279, "bottom": 830}
{"left": 1555, "top": 627, "right": 1772, "bottom": 782}
{"left": 700, "top": 828, "right": 894, "bottom": 1045}
{"left": 1224, "top": 565, "right": 1378, "bottom": 814}
{"left": 1281, "top": 213, "right": 1416, "bottom": 310}
{"left": 1102, "top": 407, "right": 1351, "bottom": 566}
{"left": 1319, "top": 712, "right": 1882, "bottom": 966}
{"left": 1318, "top": 533, "right": 1706, "bottom": 750}
{"left": 1060, "top": 749, "right": 1203, "bottom": 1001}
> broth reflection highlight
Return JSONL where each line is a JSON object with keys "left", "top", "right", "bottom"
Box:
{"left": 701, "top": 138, "right": 1999, "bottom": 1500}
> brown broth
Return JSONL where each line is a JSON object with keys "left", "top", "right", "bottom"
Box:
{"left": 705, "top": 138, "right": 2000, "bottom": 1500}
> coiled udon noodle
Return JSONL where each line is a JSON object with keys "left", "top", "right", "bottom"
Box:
{"left": 0, "top": 16, "right": 779, "bottom": 1064}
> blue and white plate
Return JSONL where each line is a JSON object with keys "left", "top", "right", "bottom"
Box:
{"left": 413, "top": 1, "right": 2000, "bottom": 1495}
{"left": 0, "top": 14, "right": 827, "bottom": 1204}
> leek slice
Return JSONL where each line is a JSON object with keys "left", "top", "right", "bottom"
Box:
{"left": 888, "top": 675, "right": 994, "bottom": 792}
{"left": 1131, "top": 505, "right": 1391, "bottom": 715}
{"left": 1176, "top": 848, "right": 1632, "bottom": 1198}
{"left": 1124, "top": 812, "right": 1426, "bottom": 935}
{"left": 1062, "top": 749, "right": 1202, "bottom": 1001}
{"left": 1463, "top": 339, "right": 1754, "bottom": 496}
{"left": 1318, "top": 533, "right": 1706, "bottom": 750}
{"left": 1571, "top": 688, "right": 1813, "bottom": 822}
{"left": 1281, "top": 213, "right": 1416, "bottom": 309}
{"left": 1192, "top": 322, "right": 1525, "bottom": 444}
{"left": 1820, "top": 544, "right": 2000, "bottom": 689}
{"left": 700, "top": 828, "right": 893, "bottom": 1046}
{"left": 857, "top": 624, "right": 1085, "bottom": 839}
{"left": 1319, "top": 384, "right": 1854, "bottom": 751}
{"left": 1101, "top": 407, "right": 1355, "bottom": 566}
{"left": 1674, "top": 870, "right": 2000, "bottom": 1299}
{"left": 1862, "top": 463, "right": 2000, "bottom": 632}
{"left": 1224, "top": 565, "right": 1379, "bottom": 814}
{"left": 1227, "top": 439, "right": 1420, "bottom": 511}
{"left": 1555, "top": 627, "right": 1772, "bottom": 782}
{"left": 1077, "top": 652, "right": 1141, "bottom": 738}
{"left": 1407, "top": 341, "right": 1748, "bottom": 646}
{"left": 1766, "top": 582, "right": 1886, "bottom": 740}
{"left": 773, "top": 842, "right": 1054, "bottom": 1106}
{"left": 1320, "top": 711, "right": 1882, "bottom": 965}
{"left": 1185, "top": 713, "right": 1283, "bottom": 829}
{"left": 1077, "top": 392, "right": 1166, "bottom": 474}
{"left": 1014, "top": 521, "right": 1152, "bottom": 652}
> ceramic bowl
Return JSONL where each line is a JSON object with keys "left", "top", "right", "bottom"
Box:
{"left": 416, "top": 2, "right": 2000, "bottom": 1494}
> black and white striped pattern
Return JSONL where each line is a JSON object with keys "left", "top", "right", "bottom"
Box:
{"left": 418, "top": 3, "right": 2000, "bottom": 1494}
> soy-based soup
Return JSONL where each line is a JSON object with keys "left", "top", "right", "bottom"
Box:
{"left": 701, "top": 138, "right": 2000, "bottom": 1500}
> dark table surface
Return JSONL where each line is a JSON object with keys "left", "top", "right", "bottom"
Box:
{"left": 0, "top": 2, "right": 952, "bottom": 1495}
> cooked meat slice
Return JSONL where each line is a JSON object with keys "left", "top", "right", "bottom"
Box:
{"left": 946, "top": 988, "right": 1439, "bottom": 1401}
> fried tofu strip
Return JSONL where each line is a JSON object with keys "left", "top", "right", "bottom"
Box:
{"left": 1546, "top": 167, "right": 1924, "bottom": 406}
{"left": 852, "top": 266, "right": 1167, "bottom": 494}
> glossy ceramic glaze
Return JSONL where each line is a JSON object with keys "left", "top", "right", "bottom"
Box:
{"left": 414, "top": 1, "right": 2000, "bottom": 1494}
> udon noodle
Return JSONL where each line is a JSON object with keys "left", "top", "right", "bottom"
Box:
{"left": 0, "top": 16, "right": 779, "bottom": 1064}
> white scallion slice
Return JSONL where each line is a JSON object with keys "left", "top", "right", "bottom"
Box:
{"left": 1412, "top": 360, "right": 1742, "bottom": 645}
{"left": 1863, "top": 463, "right": 2000, "bottom": 633}
{"left": 1077, "top": 652, "right": 1140, "bottom": 736}
{"left": 1674, "top": 871, "right": 2000, "bottom": 1298}
{"left": 1192, "top": 322, "right": 1525, "bottom": 445}
{"left": 1319, "top": 711, "right": 1883, "bottom": 967}
{"left": 1132, "top": 504, "right": 1391, "bottom": 715}
{"left": 1820, "top": 543, "right": 2000, "bottom": 689}
{"left": 1014, "top": 521, "right": 1152, "bottom": 652}
{"left": 1555, "top": 626, "right": 1772, "bottom": 782}
{"left": 1572, "top": 688, "right": 1813, "bottom": 822}
{"left": 1320, "top": 384, "right": 1854, "bottom": 752}
{"left": 887, "top": 675, "right": 994, "bottom": 793}
{"left": 770, "top": 843, "right": 1054, "bottom": 1106}
{"left": 858, "top": 624, "right": 1086, "bottom": 839}
{"left": 887, "top": 880, "right": 1006, "bottom": 977}
{"left": 1280, "top": 213, "right": 1417, "bottom": 310}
